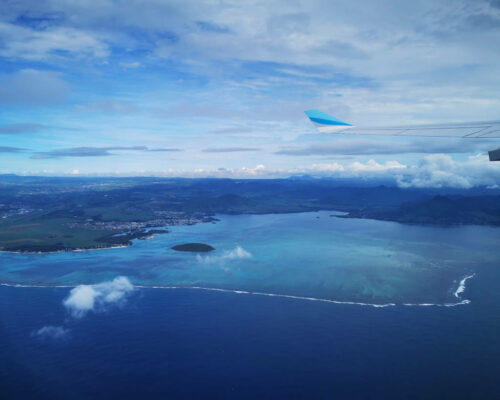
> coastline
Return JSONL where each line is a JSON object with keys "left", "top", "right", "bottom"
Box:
{"left": 3, "top": 209, "right": 499, "bottom": 254}
{"left": 0, "top": 227, "right": 171, "bottom": 254}
{"left": 0, "top": 244, "right": 130, "bottom": 255}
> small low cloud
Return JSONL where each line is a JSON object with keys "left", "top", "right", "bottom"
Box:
{"left": 63, "top": 276, "right": 135, "bottom": 318}
{"left": 202, "top": 147, "right": 261, "bottom": 153}
{"left": 197, "top": 246, "right": 252, "bottom": 264}
{"left": 31, "top": 325, "right": 70, "bottom": 340}
{"left": 397, "top": 154, "right": 500, "bottom": 189}
{"left": 223, "top": 246, "right": 252, "bottom": 259}
{"left": 32, "top": 277, "right": 135, "bottom": 342}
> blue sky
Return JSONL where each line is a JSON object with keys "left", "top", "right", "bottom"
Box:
{"left": 0, "top": 0, "right": 499, "bottom": 187}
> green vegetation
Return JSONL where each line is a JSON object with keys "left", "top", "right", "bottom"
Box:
{"left": 0, "top": 217, "right": 113, "bottom": 253}
{"left": 1, "top": 175, "right": 499, "bottom": 253}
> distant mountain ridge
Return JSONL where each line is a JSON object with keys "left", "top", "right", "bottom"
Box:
{"left": 344, "top": 194, "right": 500, "bottom": 226}
{"left": 1, "top": 177, "right": 499, "bottom": 252}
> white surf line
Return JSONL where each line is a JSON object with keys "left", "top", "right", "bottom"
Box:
{"left": 0, "top": 244, "right": 130, "bottom": 255}
{"left": 1, "top": 281, "right": 474, "bottom": 308}
{"left": 454, "top": 273, "right": 476, "bottom": 299}
{"left": 0, "top": 282, "right": 73, "bottom": 288}
{"left": 137, "top": 285, "right": 471, "bottom": 308}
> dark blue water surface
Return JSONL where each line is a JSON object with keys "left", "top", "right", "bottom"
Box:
{"left": 1, "top": 263, "right": 500, "bottom": 400}
{"left": 1, "top": 213, "right": 499, "bottom": 399}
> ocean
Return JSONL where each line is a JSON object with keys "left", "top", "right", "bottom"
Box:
{"left": 1, "top": 212, "right": 499, "bottom": 399}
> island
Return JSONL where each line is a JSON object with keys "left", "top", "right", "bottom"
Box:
{"left": 171, "top": 243, "right": 215, "bottom": 252}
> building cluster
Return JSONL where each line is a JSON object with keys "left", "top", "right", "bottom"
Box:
{"left": 65, "top": 211, "right": 212, "bottom": 231}
{"left": 0, "top": 204, "right": 37, "bottom": 219}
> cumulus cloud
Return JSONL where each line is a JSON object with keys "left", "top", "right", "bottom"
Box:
{"left": 397, "top": 154, "right": 500, "bottom": 189}
{"left": 2, "top": 2, "right": 499, "bottom": 179}
{"left": 31, "top": 325, "right": 70, "bottom": 340}
{"left": 31, "top": 277, "right": 135, "bottom": 341}
{"left": 63, "top": 276, "right": 134, "bottom": 318}
{"left": 197, "top": 246, "right": 252, "bottom": 264}
{"left": 103, "top": 154, "right": 500, "bottom": 189}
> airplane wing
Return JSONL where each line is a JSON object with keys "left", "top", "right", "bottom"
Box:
{"left": 305, "top": 109, "right": 500, "bottom": 161}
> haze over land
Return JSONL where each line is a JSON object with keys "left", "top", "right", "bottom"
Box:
{"left": 1, "top": 176, "right": 499, "bottom": 253}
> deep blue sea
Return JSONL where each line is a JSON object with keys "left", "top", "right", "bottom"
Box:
{"left": 1, "top": 212, "right": 499, "bottom": 399}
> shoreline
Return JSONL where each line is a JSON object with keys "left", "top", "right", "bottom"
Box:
{"left": 3, "top": 209, "right": 498, "bottom": 254}
{"left": 0, "top": 244, "right": 130, "bottom": 255}
{"left": 0, "top": 228, "right": 172, "bottom": 255}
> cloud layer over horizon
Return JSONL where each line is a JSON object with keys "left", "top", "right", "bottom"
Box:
{"left": 1, "top": 0, "right": 499, "bottom": 184}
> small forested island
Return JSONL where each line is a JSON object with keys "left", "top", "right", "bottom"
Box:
{"left": 0, "top": 175, "right": 498, "bottom": 253}
{"left": 171, "top": 243, "right": 215, "bottom": 252}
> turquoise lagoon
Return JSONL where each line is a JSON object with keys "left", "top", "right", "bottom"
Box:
{"left": 1, "top": 211, "right": 498, "bottom": 305}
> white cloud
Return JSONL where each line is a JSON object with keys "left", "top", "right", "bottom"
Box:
{"left": 37, "top": 153, "right": 499, "bottom": 189}
{"left": 31, "top": 325, "right": 70, "bottom": 340}
{"left": 197, "top": 246, "right": 252, "bottom": 264}
{"left": 348, "top": 160, "right": 406, "bottom": 173}
{"left": 222, "top": 246, "right": 252, "bottom": 260}
{"left": 397, "top": 154, "right": 500, "bottom": 189}
{"left": 0, "top": 22, "right": 108, "bottom": 61}
{"left": 63, "top": 276, "right": 135, "bottom": 318}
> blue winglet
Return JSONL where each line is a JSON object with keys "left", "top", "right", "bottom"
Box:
{"left": 305, "top": 109, "right": 351, "bottom": 126}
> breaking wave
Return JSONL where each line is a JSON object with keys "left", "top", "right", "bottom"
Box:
{"left": 1, "top": 273, "right": 476, "bottom": 308}
{"left": 454, "top": 274, "right": 476, "bottom": 298}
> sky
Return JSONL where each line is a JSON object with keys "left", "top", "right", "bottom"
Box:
{"left": 0, "top": 0, "right": 499, "bottom": 187}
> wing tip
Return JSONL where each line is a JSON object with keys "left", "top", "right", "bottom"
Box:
{"left": 304, "top": 109, "right": 352, "bottom": 127}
